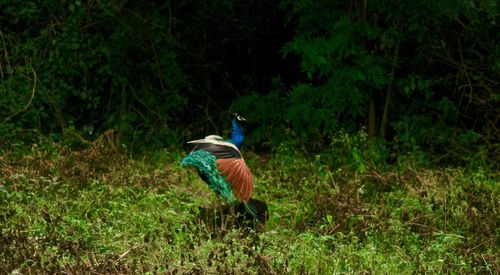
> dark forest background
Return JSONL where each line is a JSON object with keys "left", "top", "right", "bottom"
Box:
{"left": 1, "top": 0, "right": 498, "bottom": 168}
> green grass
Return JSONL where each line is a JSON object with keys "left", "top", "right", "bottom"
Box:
{"left": 0, "top": 137, "right": 498, "bottom": 273}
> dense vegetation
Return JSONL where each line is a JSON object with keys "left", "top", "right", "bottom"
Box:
{"left": 1, "top": 0, "right": 498, "bottom": 273}
{"left": 1, "top": 134, "right": 498, "bottom": 273}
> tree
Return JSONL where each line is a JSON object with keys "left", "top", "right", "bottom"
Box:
{"left": 277, "top": 0, "right": 498, "bottom": 165}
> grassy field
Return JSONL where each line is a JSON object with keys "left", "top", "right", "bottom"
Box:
{"left": 0, "top": 135, "right": 498, "bottom": 274}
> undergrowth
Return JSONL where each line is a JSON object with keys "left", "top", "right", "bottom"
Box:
{"left": 0, "top": 133, "right": 498, "bottom": 273}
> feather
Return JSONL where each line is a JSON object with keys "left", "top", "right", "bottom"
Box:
{"left": 181, "top": 150, "right": 234, "bottom": 201}
{"left": 216, "top": 158, "right": 253, "bottom": 202}
{"left": 190, "top": 141, "right": 241, "bottom": 159}
{"left": 188, "top": 136, "right": 240, "bottom": 152}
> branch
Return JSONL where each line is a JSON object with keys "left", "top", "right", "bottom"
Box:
{"left": 0, "top": 66, "right": 37, "bottom": 125}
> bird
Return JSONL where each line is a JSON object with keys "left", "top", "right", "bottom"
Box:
{"left": 181, "top": 113, "right": 267, "bottom": 225}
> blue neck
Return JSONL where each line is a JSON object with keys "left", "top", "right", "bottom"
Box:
{"left": 230, "top": 118, "right": 245, "bottom": 148}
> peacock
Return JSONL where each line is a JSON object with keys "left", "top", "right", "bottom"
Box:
{"left": 181, "top": 113, "right": 267, "bottom": 225}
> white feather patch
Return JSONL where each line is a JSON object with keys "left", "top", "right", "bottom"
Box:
{"left": 187, "top": 135, "right": 241, "bottom": 153}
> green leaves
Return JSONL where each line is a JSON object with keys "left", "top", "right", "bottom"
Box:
{"left": 281, "top": 4, "right": 389, "bottom": 141}
{"left": 0, "top": 0, "right": 497, "bottom": 168}
{"left": 276, "top": 0, "right": 498, "bottom": 168}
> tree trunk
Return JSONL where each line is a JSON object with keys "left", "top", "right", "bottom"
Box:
{"left": 368, "top": 95, "right": 377, "bottom": 138}
{"left": 380, "top": 42, "right": 399, "bottom": 140}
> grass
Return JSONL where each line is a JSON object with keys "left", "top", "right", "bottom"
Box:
{"left": 0, "top": 135, "right": 498, "bottom": 274}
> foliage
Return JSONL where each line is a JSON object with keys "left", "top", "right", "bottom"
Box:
{"left": 0, "top": 0, "right": 498, "bottom": 167}
{"left": 273, "top": 0, "right": 499, "bottom": 166}
{"left": 231, "top": 80, "right": 287, "bottom": 147}
{"left": 1, "top": 1, "right": 187, "bottom": 137}
{"left": 0, "top": 0, "right": 288, "bottom": 149}
{"left": 0, "top": 139, "right": 498, "bottom": 273}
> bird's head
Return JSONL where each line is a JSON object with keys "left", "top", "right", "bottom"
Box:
{"left": 230, "top": 112, "right": 246, "bottom": 148}
{"left": 232, "top": 112, "right": 247, "bottom": 122}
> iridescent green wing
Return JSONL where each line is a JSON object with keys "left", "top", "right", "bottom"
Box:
{"left": 181, "top": 149, "right": 235, "bottom": 202}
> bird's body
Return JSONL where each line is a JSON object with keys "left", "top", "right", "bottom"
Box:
{"left": 181, "top": 114, "right": 267, "bottom": 224}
